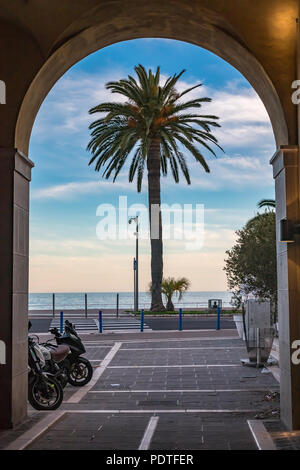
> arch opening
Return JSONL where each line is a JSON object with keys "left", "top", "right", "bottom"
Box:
{"left": 27, "top": 37, "right": 277, "bottom": 296}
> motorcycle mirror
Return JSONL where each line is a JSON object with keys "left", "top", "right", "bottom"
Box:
{"left": 28, "top": 320, "right": 32, "bottom": 330}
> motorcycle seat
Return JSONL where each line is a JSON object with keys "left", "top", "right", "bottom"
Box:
{"left": 50, "top": 344, "right": 70, "bottom": 362}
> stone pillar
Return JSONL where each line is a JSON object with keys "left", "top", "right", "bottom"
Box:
{"left": 271, "top": 145, "right": 300, "bottom": 430}
{"left": 0, "top": 149, "right": 33, "bottom": 429}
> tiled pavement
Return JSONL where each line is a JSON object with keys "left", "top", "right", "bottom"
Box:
{"left": 264, "top": 420, "right": 300, "bottom": 450}
{"left": 0, "top": 331, "right": 283, "bottom": 450}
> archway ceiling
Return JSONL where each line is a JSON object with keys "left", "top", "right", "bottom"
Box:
{"left": 0, "top": 0, "right": 298, "bottom": 150}
{"left": 0, "top": 1, "right": 297, "bottom": 63}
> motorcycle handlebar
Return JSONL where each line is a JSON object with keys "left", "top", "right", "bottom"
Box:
{"left": 49, "top": 327, "right": 60, "bottom": 336}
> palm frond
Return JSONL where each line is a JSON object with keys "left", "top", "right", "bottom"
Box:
{"left": 87, "top": 64, "right": 222, "bottom": 189}
{"left": 257, "top": 199, "right": 276, "bottom": 209}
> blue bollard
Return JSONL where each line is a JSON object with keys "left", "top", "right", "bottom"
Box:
{"left": 140, "top": 309, "right": 144, "bottom": 332}
{"left": 179, "top": 308, "right": 183, "bottom": 331}
{"left": 99, "top": 310, "right": 103, "bottom": 333}
{"left": 60, "top": 311, "right": 64, "bottom": 334}
{"left": 216, "top": 306, "right": 221, "bottom": 330}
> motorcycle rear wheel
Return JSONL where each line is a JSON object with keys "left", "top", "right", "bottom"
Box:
{"left": 28, "top": 376, "right": 63, "bottom": 410}
{"left": 68, "top": 357, "right": 93, "bottom": 386}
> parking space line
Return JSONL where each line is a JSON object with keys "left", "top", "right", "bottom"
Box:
{"left": 88, "top": 388, "right": 277, "bottom": 393}
{"left": 64, "top": 409, "right": 258, "bottom": 414}
{"left": 67, "top": 342, "right": 122, "bottom": 403}
{"left": 139, "top": 417, "right": 159, "bottom": 450}
{"left": 84, "top": 336, "right": 238, "bottom": 346}
{"left": 121, "top": 347, "right": 244, "bottom": 350}
{"left": 107, "top": 364, "right": 240, "bottom": 368}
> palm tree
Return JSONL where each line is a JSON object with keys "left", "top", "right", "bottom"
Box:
{"left": 161, "top": 276, "right": 191, "bottom": 311}
{"left": 87, "top": 65, "right": 222, "bottom": 311}
{"left": 257, "top": 199, "right": 275, "bottom": 210}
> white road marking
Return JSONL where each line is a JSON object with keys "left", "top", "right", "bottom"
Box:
{"left": 64, "top": 409, "right": 258, "bottom": 414}
{"left": 107, "top": 364, "right": 240, "bottom": 368}
{"left": 139, "top": 417, "right": 159, "bottom": 450}
{"left": 84, "top": 336, "right": 238, "bottom": 346}
{"left": 67, "top": 342, "right": 122, "bottom": 403}
{"left": 248, "top": 420, "right": 277, "bottom": 450}
{"left": 121, "top": 347, "right": 244, "bottom": 350}
{"left": 88, "top": 388, "right": 277, "bottom": 393}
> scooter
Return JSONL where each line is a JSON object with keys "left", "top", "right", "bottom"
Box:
{"left": 49, "top": 320, "right": 93, "bottom": 387}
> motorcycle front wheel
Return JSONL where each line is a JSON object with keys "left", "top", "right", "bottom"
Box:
{"left": 68, "top": 357, "right": 93, "bottom": 386}
{"left": 28, "top": 376, "right": 63, "bottom": 410}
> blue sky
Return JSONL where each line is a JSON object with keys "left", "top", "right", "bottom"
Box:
{"left": 29, "top": 38, "right": 275, "bottom": 293}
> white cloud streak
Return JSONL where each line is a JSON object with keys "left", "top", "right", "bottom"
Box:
{"left": 31, "top": 179, "right": 135, "bottom": 200}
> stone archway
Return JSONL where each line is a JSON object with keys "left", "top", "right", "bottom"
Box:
{"left": 1, "top": 0, "right": 299, "bottom": 432}
{"left": 15, "top": 7, "right": 289, "bottom": 155}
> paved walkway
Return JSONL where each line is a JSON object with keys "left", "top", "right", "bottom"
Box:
{"left": 0, "top": 330, "right": 281, "bottom": 450}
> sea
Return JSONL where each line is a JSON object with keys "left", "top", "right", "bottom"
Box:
{"left": 29, "top": 291, "right": 234, "bottom": 310}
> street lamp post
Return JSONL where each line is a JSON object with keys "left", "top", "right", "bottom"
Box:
{"left": 129, "top": 216, "right": 139, "bottom": 312}
{"left": 133, "top": 257, "right": 136, "bottom": 311}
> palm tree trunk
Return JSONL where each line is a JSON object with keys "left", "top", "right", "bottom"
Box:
{"left": 147, "top": 138, "right": 165, "bottom": 311}
{"left": 166, "top": 295, "right": 174, "bottom": 311}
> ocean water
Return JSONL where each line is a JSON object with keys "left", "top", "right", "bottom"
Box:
{"left": 29, "top": 291, "right": 234, "bottom": 310}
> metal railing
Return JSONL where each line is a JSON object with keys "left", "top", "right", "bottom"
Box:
{"left": 29, "top": 293, "right": 233, "bottom": 315}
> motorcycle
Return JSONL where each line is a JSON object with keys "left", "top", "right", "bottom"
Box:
{"left": 28, "top": 325, "right": 65, "bottom": 410}
{"left": 49, "top": 320, "right": 93, "bottom": 387}
{"left": 40, "top": 341, "right": 71, "bottom": 388}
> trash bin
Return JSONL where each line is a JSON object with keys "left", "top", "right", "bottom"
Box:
{"left": 208, "top": 299, "right": 222, "bottom": 312}
{"left": 242, "top": 327, "right": 275, "bottom": 367}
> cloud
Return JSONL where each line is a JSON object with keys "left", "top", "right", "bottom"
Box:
{"left": 31, "top": 70, "right": 127, "bottom": 145}
{"left": 30, "top": 68, "right": 275, "bottom": 199}
{"left": 31, "top": 179, "right": 135, "bottom": 200}
{"left": 204, "top": 88, "right": 271, "bottom": 125}
{"left": 32, "top": 152, "right": 273, "bottom": 200}
{"left": 31, "top": 70, "right": 275, "bottom": 152}
{"left": 183, "top": 154, "right": 274, "bottom": 190}
{"left": 175, "top": 79, "right": 274, "bottom": 149}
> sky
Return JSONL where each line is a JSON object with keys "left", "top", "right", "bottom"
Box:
{"left": 29, "top": 38, "right": 276, "bottom": 293}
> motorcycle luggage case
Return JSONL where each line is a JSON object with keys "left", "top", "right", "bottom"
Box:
{"left": 50, "top": 344, "right": 70, "bottom": 362}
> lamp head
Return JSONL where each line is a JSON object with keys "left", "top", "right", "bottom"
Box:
{"left": 128, "top": 216, "right": 138, "bottom": 224}
{"left": 280, "top": 218, "right": 300, "bottom": 243}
